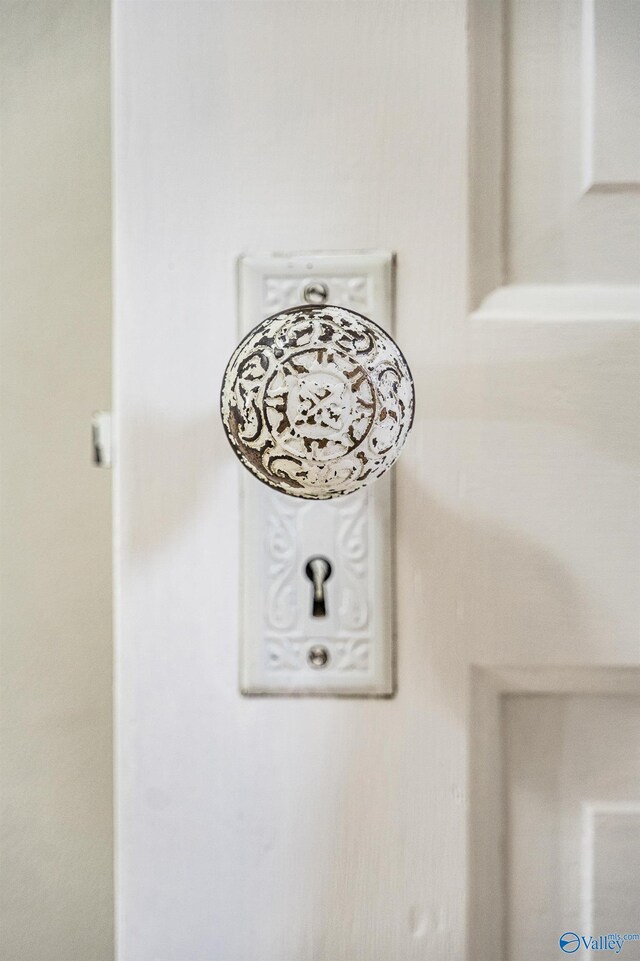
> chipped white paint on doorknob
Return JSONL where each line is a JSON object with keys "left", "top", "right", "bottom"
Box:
{"left": 220, "top": 304, "right": 415, "bottom": 499}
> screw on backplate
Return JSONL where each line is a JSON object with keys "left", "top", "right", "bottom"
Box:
{"left": 302, "top": 281, "right": 329, "bottom": 305}
{"left": 308, "top": 645, "right": 330, "bottom": 669}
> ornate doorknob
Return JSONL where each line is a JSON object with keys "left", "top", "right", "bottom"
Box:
{"left": 220, "top": 304, "right": 414, "bottom": 499}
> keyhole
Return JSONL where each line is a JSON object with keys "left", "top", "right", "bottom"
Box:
{"left": 304, "top": 556, "right": 332, "bottom": 618}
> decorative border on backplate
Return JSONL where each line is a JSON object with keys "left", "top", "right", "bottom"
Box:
{"left": 264, "top": 275, "right": 369, "bottom": 313}
{"left": 264, "top": 491, "right": 370, "bottom": 674}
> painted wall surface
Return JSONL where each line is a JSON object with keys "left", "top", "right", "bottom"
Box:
{"left": 0, "top": 3, "right": 113, "bottom": 959}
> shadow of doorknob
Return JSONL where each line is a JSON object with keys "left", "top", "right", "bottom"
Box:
{"left": 220, "top": 304, "right": 415, "bottom": 499}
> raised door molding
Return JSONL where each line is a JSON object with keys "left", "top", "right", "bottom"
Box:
{"left": 469, "top": 0, "right": 640, "bottom": 318}
{"left": 469, "top": 667, "right": 640, "bottom": 961}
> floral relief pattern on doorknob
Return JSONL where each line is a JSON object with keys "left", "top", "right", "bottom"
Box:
{"left": 220, "top": 304, "right": 415, "bottom": 499}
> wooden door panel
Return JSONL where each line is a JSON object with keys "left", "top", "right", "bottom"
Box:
{"left": 114, "top": 2, "right": 639, "bottom": 958}
{"left": 505, "top": 694, "right": 640, "bottom": 961}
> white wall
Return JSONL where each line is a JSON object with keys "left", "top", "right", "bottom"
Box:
{"left": 0, "top": 3, "right": 113, "bottom": 959}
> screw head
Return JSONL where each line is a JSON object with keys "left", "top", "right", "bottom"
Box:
{"left": 308, "top": 644, "right": 330, "bottom": 669}
{"left": 302, "top": 281, "right": 329, "bottom": 305}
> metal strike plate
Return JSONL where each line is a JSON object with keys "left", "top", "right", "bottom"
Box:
{"left": 92, "top": 411, "right": 112, "bottom": 468}
{"left": 239, "top": 251, "right": 395, "bottom": 696}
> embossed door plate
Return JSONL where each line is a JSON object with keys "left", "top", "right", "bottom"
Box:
{"left": 239, "top": 251, "right": 395, "bottom": 695}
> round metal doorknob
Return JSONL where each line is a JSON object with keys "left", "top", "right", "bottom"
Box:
{"left": 220, "top": 304, "right": 415, "bottom": 499}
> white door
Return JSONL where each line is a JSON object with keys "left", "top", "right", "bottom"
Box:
{"left": 114, "top": 2, "right": 640, "bottom": 960}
